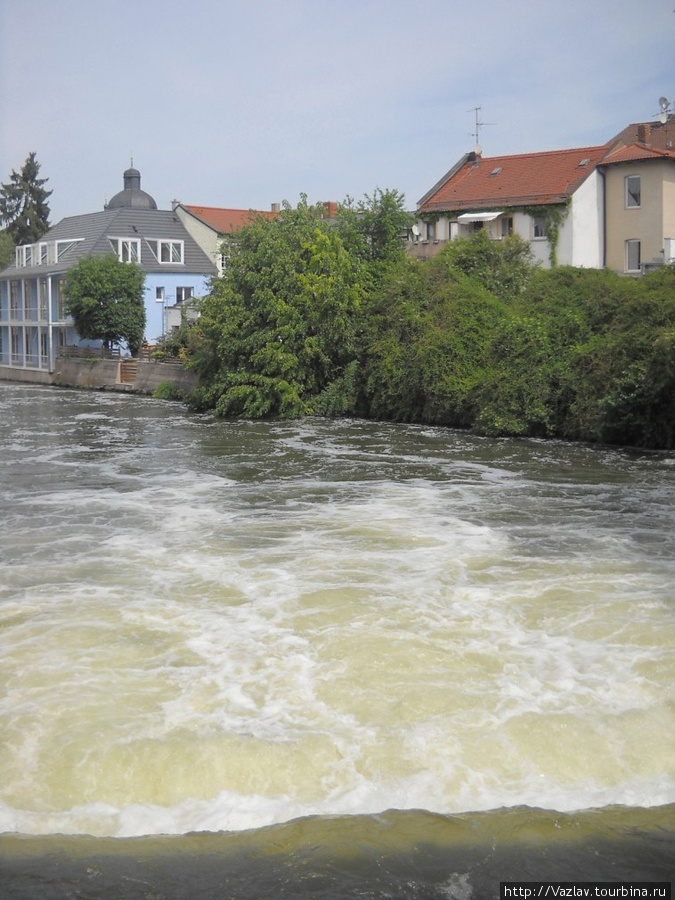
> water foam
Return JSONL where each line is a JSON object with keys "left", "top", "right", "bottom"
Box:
{"left": 1, "top": 388, "right": 674, "bottom": 836}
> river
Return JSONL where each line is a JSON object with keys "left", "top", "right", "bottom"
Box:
{"left": 0, "top": 382, "right": 673, "bottom": 897}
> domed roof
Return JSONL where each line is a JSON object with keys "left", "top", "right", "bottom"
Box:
{"left": 105, "top": 165, "right": 157, "bottom": 210}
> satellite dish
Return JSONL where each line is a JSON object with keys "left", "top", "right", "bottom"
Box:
{"left": 412, "top": 224, "right": 420, "bottom": 236}
{"left": 659, "top": 96, "right": 670, "bottom": 111}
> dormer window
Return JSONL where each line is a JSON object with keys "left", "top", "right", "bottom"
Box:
{"left": 15, "top": 245, "right": 32, "bottom": 267}
{"left": 56, "top": 239, "right": 83, "bottom": 261}
{"left": 109, "top": 237, "right": 140, "bottom": 263}
{"left": 153, "top": 240, "right": 184, "bottom": 264}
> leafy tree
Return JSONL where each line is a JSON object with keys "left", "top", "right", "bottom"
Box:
{"left": 63, "top": 254, "right": 146, "bottom": 355}
{"left": 437, "top": 229, "right": 537, "bottom": 302}
{"left": 362, "top": 253, "right": 509, "bottom": 425}
{"left": 190, "top": 198, "right": 365, "bottom": 418}
{"left": 336, "top": 188, "right": 412, "bottom": 286}
{"left": 0, "top": 229, "right": 14, "bottom": 270}
{"left": 0, "top": 152, "right": 52, "bottom": 245}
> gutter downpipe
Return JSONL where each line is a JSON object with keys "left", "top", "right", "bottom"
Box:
{"left": 598, "top": 167, "right": 606, "bottom": 269}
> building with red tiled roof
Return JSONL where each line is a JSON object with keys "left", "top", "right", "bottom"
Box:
{"left": 172, "top": 202, "right": 280, "bottom": 276}
{"left": 173, "top": 200, "right": 340, "bottom": 276}
{"left": 414, "top": 113, "right": 675, "bottom": 273}
{"left": 598, "top": 118, "right": 675, "bottom": 272}
{"left": 416, "top": 145, "right": 607, "bottom": 269}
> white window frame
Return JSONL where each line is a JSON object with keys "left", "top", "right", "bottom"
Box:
{"left": 625, "top": 175, "right": 641, "bottom": 209}
{"left": 176, "top": 286, "right": 193, "bottom": 303}
{"left": 533, "top": 216, "right": 547, "bottom": 239}
{"left": 153, "top": 240, "right": 184, "bottom": 264}
{"left": 9, "top": 281, "right": 20, "bottom": 316}
{"left": 11, "top": 326, "right": 21, "bottom": 362}
{"left": 55, "top": 238, "right": 84, "bottom": 261}
{"left": 38, "top": 278, "right": 48, "bottom": 319}
{"left": 625, "top": 239, "right": 641, "bottom": 273}
{"left": 109, "top": 237, "right": 141, "bottom": 263}
{"left": 155, "top": 286, "right": 165, "bottom": 303}
{"left": 40, "top": 329, "right": 49, "bottom": 365}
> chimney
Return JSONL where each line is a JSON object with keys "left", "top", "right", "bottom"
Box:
{"left": 637, "top": 123, "right": 649, "bottom": 143}
{"left": 271, "top": 202, "right": 281, "bottom": 213}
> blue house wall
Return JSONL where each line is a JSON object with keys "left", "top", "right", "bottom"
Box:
{"left": 143, "top": 273, "right": 212, "bottom": 343}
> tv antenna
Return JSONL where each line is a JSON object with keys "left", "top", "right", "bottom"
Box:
{"left": 657, "top": 96, "right": 671, "bottom": 124}
{"left": 468, "top": 106, "right": 494, "bottom": 155}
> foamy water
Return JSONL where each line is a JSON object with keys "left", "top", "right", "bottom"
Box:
{"left": 1, "top": 384, "right": 674, "bottom": 837}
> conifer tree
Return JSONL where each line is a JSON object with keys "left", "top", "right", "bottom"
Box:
{"left": 0, "top": 152, "right": 52, "bottom": 245}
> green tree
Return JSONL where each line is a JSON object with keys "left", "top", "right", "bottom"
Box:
{"left": 0, "top": 152, "right": 52, "bottom": 245}
{"left": 64, "top": 254, "right": 146, "bottom": 355}
{"left": 190, "top": 198, "right": 365, "bottom": 418}
{"left": 361, "top": 252, "right": 510, "bottom": 425}
{"left": 0, "top": 230, "right": 14, "bottom": 270}
{"left": 336, "top": 188, "right": 412, "bottom": 286}
{"left": 437, "top": 229, "right": 537, "bottom": 302}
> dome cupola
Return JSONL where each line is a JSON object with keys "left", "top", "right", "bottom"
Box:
{"left": 105, "top": 163, "right": 157, "bottom": 210}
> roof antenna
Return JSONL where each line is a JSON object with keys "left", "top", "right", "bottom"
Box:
{"left": 468, "top": 106, "right": 495, "bottom": 156}
{"left": 657, "top": 96, "right": 671, "bottom": 125}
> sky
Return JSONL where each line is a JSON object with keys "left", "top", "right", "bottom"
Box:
{"left": 1, "top": 0, "right": 674, "bottom": 224}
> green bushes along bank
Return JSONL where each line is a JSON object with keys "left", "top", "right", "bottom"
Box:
{"left": 176, "top": 197, "right": 675, "bottom": 450}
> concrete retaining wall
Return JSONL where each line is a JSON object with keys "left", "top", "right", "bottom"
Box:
{"left": 132, "top": 362, "right": 199, "bottom": 395}
{"left": 1, "top": 359, "right": 199, "bottom": 395}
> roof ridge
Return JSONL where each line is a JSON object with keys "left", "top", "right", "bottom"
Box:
{"left": 474, "top": 144, "right": 608, "bottom": 164}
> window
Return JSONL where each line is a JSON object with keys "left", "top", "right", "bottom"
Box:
{"left": 53, "top": 280, "right": 67, "bottom": 320}
{"left": 533, "top": 216, "right": 547, "bottom": 239}
{"left": 40, "top": 330, "right": 49, "bottom": 365}
{"left": 426, "top": 222, "right": 436, "bottom": 241}
{"left": 15, "top": 245, "right": 34, "bottom": 267}
{"left": 625, "top": 175, "right": 641, "bottom": 208}
{"left": 501, "top": 217, "right": 513, "bottom": 237}
{"left": 56, "top": 239, "right": 83, "bottom": 261}
{"left": 176, "top": 286, "right": 193, "bottom": 303}
{"left": 40, "top": 243, "right": 48, "bottom": 264}
{"left": 11, "top": 327, "right": 20, "bottom": 362}
{"left": 155, "top": 287, "right": 165, "bottom": 303}
{"left": 154, "top": 240, "right": 184, "bottom": 264}
{"left": 109, "top": 238, "right": 141, "bottom": 263}
{"left": 9, "top": 281, "right": 20, "bottom": 317}
{"left": 38, "top": 279, "right": 48, "bottom": 319}
{"left": 626, "top": 239, "right": 641, "bottom": 272}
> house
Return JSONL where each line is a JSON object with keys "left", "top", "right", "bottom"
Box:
{"left": 173, "top": 202, "right": 280, "bottom": 277}
{"left": 415, "top": 144, "right": 608, "bottom": 268}
{"left": 173, "top": 200, "right": 339, "bottom": 276}
{"left": 414, "top": 114, "right": 675, "bottom": 274}
{"left": 0, "top": 166, "right": 217, "bottom": 375}
{"left": 598, "top": 117, "right": 675, "bottom": 272}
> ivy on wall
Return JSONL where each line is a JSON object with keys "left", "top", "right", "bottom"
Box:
{"left": 519, "top": 201, "right": 570, "bottom": 267}
{"left": 417, "top": 201, "right": 571, "bottom": 267}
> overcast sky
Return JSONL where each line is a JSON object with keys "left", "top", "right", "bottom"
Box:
{"left": 1, "top": 0, "right": 673, "bottom": 224}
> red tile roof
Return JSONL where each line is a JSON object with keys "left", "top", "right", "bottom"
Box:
{"left": 607, "top": 116, "right": 675, "bottom": 154}
{"left": 600, "top": 143, "right": 675, "bottom": 165}
{"left": 183, "top": 205, "right": 277, "bottom": 233}
{"left": 419, "top": 145, "right": 608, "bottom": 213}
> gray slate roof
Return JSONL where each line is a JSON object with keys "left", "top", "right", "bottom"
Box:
{"left": 1, "top": 207, "right": 218, "bottom": 278}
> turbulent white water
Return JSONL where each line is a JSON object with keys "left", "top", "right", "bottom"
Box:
{"left": 1, "top": 384, "right": 674, "bottom": 837}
